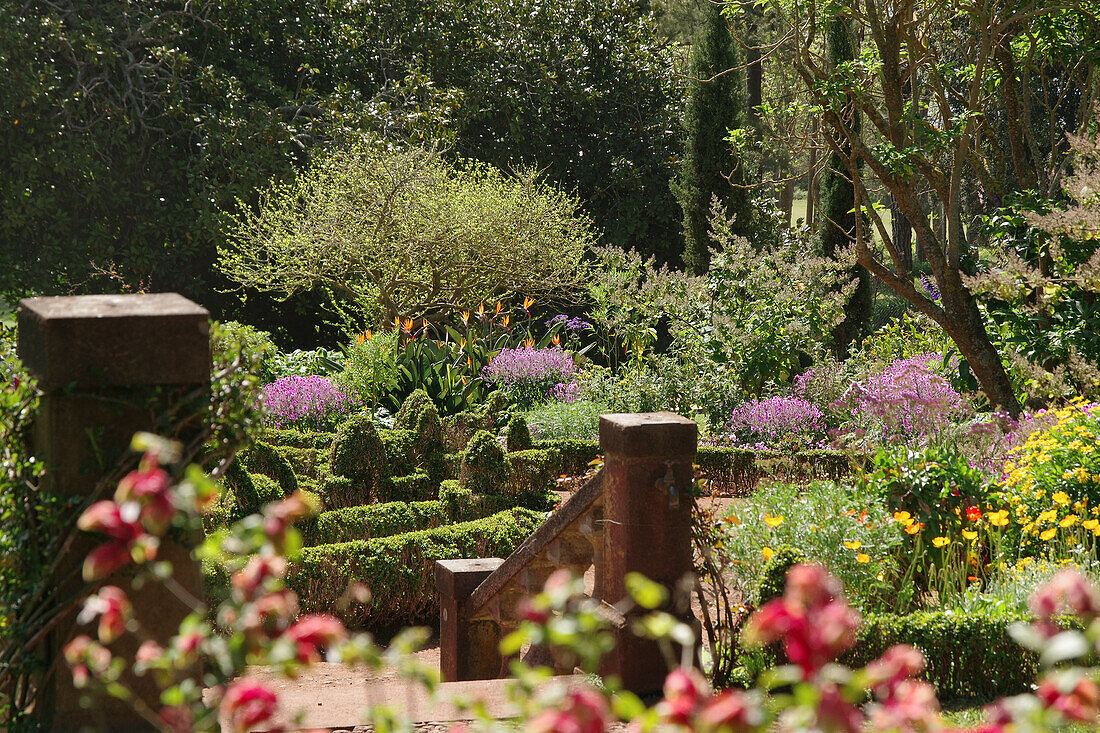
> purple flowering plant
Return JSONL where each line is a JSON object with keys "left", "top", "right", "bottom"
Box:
{"left": 832, "top": 354, "right": 971, "bottom": 447}
{"left": 261, "top": 375, "right": 359, "bottom": 431}
{"left": 483, "top": 346, "right": 577, "bottom": 409}
{"left": 725, "top": 396, "right": 828, "bottom": 451}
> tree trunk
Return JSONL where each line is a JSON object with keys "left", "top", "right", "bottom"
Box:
{"left": 938, "top": 289, "right": 1021, "bottom": 415}
{"left": 806, "top": 142, "right": 817, "bottom": 228}
{"left": 890, "top": 196, "right": 913, "bottom": 273}
{"left": 778, "top": 183, "right": 794, "bottom": 228}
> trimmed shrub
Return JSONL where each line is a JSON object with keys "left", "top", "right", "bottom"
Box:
{"left": 696, "top": 446, "right": 759, "bottom": 495}
{"left": 285, "top": 507, "right": 545, "bottom": 627}
{"left": 224, "top": 461, "right": 258, "bottom": 517}
{"left": 753, "top": 545, "right": 805, "bottom": 606}
{"left": 274, "top": 445, "right": 327, "bottom": 480}
{"left": 442, "top": 410, "right": 491, "bottom": 452}
{"left": 505, "top": 415, "right": 533, "bottom": 452}
{"left": 413, "top": 401, "right": 445, "bottom": 459}
{"left": 381, "top": 428, "right": 418, "bottom": 479}
{"left": 311, "top": 499, "right": 450, "bottom": 545}
{"left": 245, "top": 440, "right": 298, "bottom": 496}
{"left": 505, "top": 448, "right": 559, "bottom": 497}
{"left": 394, "top": 389, "right": 433, "bottom": 431}
{"left": 842, "top": 608, "right": 1040, "bottom": 704}
{"left": 460, "top": 430, "right": 508, "bottom": 494}
{"left": 533, "top": 439, "right": 602, "bottom": 476}
{"left": 378, "top": 471, "right": 435, "bottom": 503}
{"left": 319, "top": 475, "right": 367, "bottom": 510}
{"left": 330, "top": 413, "right": 386, "bottom": 495}
{"left": 264, "top": 428, "right": 336, "bottom": 449}
{"left": 439, "top": 480, "right": 471, "bottom": 518}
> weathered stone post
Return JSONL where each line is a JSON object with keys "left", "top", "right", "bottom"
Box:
{"left": 435, "top": 558, "right": 506, "bottom": 681}
{"left": 18, "top": 293, "right": 210, "bottom": 731}
{"left": 599, "top": 412, "right": 698, "bottom": 694}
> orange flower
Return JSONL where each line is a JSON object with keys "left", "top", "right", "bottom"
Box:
{"left": 524, "top": 337, "right": 535, "bottom": 348}
{"left": 494, "top": 301, "right": 502, "bottom": 314}
{"left": 523, "top": 296, "right": 535, "bottom": 310}
{"left": 356, "top": 333, "right": 365, "bottom": 345}
{"left": 365, "top": 329, "right": 372, "bottom": 341}
{"left": 478, "top": 303, "right": 485, "bottom": 317}
{"left": 856, "top": 554, "right": 870, "bottom": 564}
{"left": 932, "top": 536, "right": 950, "bottom": 547}
{"left": 843, "top": 541, "right": 862, "bottom": 550}
{"left": 461, "top": 311, "right": 470, "bottom": 325}
{"left": 501, "top": 315, "right": 510, "bottom": 328}
{"left": 904, "top": 522, "right": 923, "bottom": 535}
{"left": 402, "top": 318, "right": 414, "bottom": 332}
{"left": 393, "top": 316, "right": 401, "bottom": 329}
{"left": 551, "top": 334, "right": 561, "bottom": 346}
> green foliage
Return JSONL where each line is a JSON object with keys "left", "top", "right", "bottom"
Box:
{"left": 209, "top": 321, "right": 268, "bottom": 454}
{"left": 329, "top": 414, "right": 385, "bottom": 499}
{"left": 264, "top": 429, "right": 335, "bottom": 450}
{"left": 337, "top": 330, "right": 401, "bottom": 407}
{"left": 504, "top": 449, "right": 561, "bottom": 499}
{"left": 843, "top": 607, "right": 1039, "bottom": 704}
{"left": 395, "top": 389, "right": 434, "bottom": 432}
{"left": 722, "top": 481, "right": 904, "bottom": 612}
{"left": 283, "top": 508, "right": 544, "bottom": 627}
{"left": 273, "top": 445, "right": 327, "bottom": 481}
{"left": 412, "top": 403, "right": 445, "bottom": 459}
{"left": 460, "top": 430, "right": 508, "bottom": 494}
{"left": 674, "top": 0, "right": 750, "bottom": 273}
{"left": 244, "top": 441, "right": 299, "bottom": 497}
{"left": 865, "top": 445, "right": 998, "bottom": 543}
{"left": 523, "top": 399, "right": 608, "bottom": 442}
{"left": 442, "top": 410, "right": 492, "bottom": 452}
{"left": 504, "top": 415, "right": 533, "bottom": 452}
{"left": 378, "top": 472, "right": 435, "bottom": 503}
{"left": 754, "top": 545, "right": 806, "bottom": 606}
{"left": 816, "top": 17, "right": 872, "bottom": 356}
{"left": 532, "top": 439, "right": 603, "bottom": 476}
{"left": 319, "top": 475, "right": 363, "bottom": 512}
{"left": 310, "top": 499, "right": 452, "bottom": 545}
{"left": 380, "top": 428, "right": 418, "bottom": 479}
{"left": 219, "top": 145, "right": 595, "bottom": 327}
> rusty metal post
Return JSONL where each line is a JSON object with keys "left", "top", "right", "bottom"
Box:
{"left": 599, "top": 412, "right": 698, "bottom": 695}
{"left": 18, "top": 293, "right": 210, "bottom": 731}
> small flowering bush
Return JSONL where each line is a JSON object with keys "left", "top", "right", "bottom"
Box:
{"left": 261, "top": 375, "right": 359, "bottom": 431}
{"left": 483, "top": 346, "right": 576, "bottom": 409}
{"left": 726, "top": 396, "right": 828, "bottom": 451}
{"left": 1003, "top": 400, "right": 1100, "bottom": 527}
{"left": 834, "top": 354, "right": 972, "bottom": 446}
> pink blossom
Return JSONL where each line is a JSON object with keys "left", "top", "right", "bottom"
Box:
{"left": 232, "top": 555, "right": 288, "bottom": 602}
{"left": 662, "top": 667, "right": 709, "bottom": 724}
{"left": 1029, "top": 568, "right": 1100, "bottom": 637}
{"left": 527, "top": 688, "right": 609, "bottom": 733}
{"left": 77, "top": 501, "right": 158, "bottom": 580}
{"left": 114, "top": 459, "right": 175, "bottom": 533}
{"left": 77, "top": 585, "right": 131, "bottom": 644}
{"left": 1038, "top": 674, "right": 1100, "bottom": 723}
{"left": 222, "top": 679, "right": 281, "bottom": 733}
{"left": 283, "top": 614, "right": 347, "bottom": 663}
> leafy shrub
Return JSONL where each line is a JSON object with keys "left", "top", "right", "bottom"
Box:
{"left": 726, "top": 396, "right": 828, "bottom": 451}
{"left": 380, "top": 428, "right": 418, "bottom": 479}
{"left": 523, "top": 399, "right": 608, "bottom": 442}
{"left": 319, "top": 475, "right": 363, "bottom": 511}
{"left": 309, "top": 499, "right": 461, "bottom": 545}
{"left": 460, "top": 430, "right": 508, "bottom": 494}
{"left": 265, "top": 347, "right": 345, "bottom": 383}
{"left": 394, "top": 389, "right": 434, "bottom": 432}
{"left": 442, "top": 410, "right": 492, "bottom": 452}
{"left": 483, "top": 346, "right": 576, "bottom": 409}
{"left": 284, "top": 507, "right": 545, "bottom": 627}
{"left": 532, "top": 439, "right": 603, "bottom": 476}
{"left": 504, "top": 415, "right": 533, "bottom": 452}
{"left": 412, "top": 401, "right": 445, "bottom": 461}
{"left": 329, "top": 414, "right": 385, "bottom": 501}
{"left": 833, "top": 355, "right": 972, "bottom": 446}
{"left": 273, "top": 445, "right": 327, "bottom": 481}
{"left": 243, "top": 441, "right": 298, "bottom": 496}
{"left": 865, "top": 445, "right": 997, "bottom": 544}
{"left": 261, "top": 375, "right": 359, "bottom": 431}
{"left": 504, "top": 448, "right": 560, "bottom": 499}
{"left": 754, "top": 545, "right": 806, "bottom": 606}
{"left": 378, "top": 472, "right": 435, "bottom": 503}
{"left": 338, "top": 330, "right": 400, "bottom": 408}
{"left": 842, "top": 607, "right": 1039, "bottom": 704}
{"left": 264, "top": 428, "right": 336, "bottom": 450}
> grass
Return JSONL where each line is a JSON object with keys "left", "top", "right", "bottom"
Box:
{"left": 790, "top": 197, "right": 894, "bottom": 238}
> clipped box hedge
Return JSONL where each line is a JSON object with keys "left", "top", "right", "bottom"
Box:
{"left": 264, "top": 428, "right": 336, "bottom": 450}
{"left": 842, "top": 608, "right": 1040, "bottom": 704}
{"left": 284, "top": 507, "right": 545, "bottom": 628}
{"left": 533, "top": 439, "right": 602, "bottom": 476}
{"left": 309, "top": 499, "right": 456, "bottom": 545}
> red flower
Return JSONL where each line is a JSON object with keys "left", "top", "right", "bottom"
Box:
{"left": 77, "top": 585, "right": 131, "bottom": 644}
{"left": 222, "top": 679, "right": 280, "bottom": 733}
{"left": 115, "top": 459, "right": 175, "bottom": 533}
{"left": 662, "top": 667, "right": 709, "bottom": 724}
{"left": 1038, "top": 674, "right": 1100, "bottom": 723}
{"left": 697, "top": 690, "right": 761, "bottom": 731}
{"left": 77, "top": 501, "right": 158, "bottom": 580}
{"left": 865, "top": 644, "right": 925, "bottom": 697}
{"left": 528, "top": 688, "right": 609, "bottom": 733}
{"left": 966, "top": 506, "right": 982, "bottom": 522}
{"left": 283, "top": 614, "right": 347, "bottom": 663}
{"left": 1030, "top": 569, "right": 1100, "bottom": 636}
{"left": 232, "top": 555, "right": 288, "bottom": 602}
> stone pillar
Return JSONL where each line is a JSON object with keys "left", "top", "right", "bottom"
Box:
{"left": 435, "top": 558, "right": 505, "bottom": 682}
{"left": 599, "top": 412, "right": 698, "bottom": 695}
{"left": 18, "top": 293, "right": 210, "bottom": 732}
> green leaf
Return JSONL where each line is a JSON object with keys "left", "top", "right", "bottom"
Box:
{"left": 625, "top": 572, "right": 667, "bottom": 609}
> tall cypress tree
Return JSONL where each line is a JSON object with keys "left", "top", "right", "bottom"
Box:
{"left": 674, "top": 1, "right": 750, "bottom": 274}
{"left": 818, "top": 16, "right": 872, "bottom": 356}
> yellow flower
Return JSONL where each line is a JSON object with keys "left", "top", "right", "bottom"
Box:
{"left": 932, "top": 536, "right": 950, "bottom": 548}
{"left": 1038, "top": 509, "right": 1058, "bottom": 523}
{"left": 1053, "top": 491, "right": 1071, "bottom": 506}
{"left": 1084, "top": 519, "right": 1099, "bottom": 531}
{"left": 764, "top": 514, "right": 784, "bottom": 527}
{"left": 893, "top": 511, "right": 912, "bottom": 524}
{"left": 762, "top": 547, "right": 775, "bottom": 561}
{"left": 856, "top": 554, "right": 870, "bottom": 564}
{"left": 1041, "top": 528, "right": 1058, "bottom": 541}
{"left": 1060, "top": 515, "right": 1080, "bottom": 528}
{"left": 844, "top": 541, "right": 862, "bottom": 550}
{"left": 989, "top": 510, "right": 1010, "bottom": 527}
{"left": 727, "top": 514, "right": 741, "bottom": 526}
{"left": 962, "top": 530, "right": 978, "bottom": 541}
{"left": 904, "top": 523, "right": 923, "bottom": 535}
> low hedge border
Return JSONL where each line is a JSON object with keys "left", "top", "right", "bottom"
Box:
{"left": 264, "top": 428, "right": 335, "bottom": 450}
{"left": 533, "top": 439, "right": 602, "bottom": 476}
{"left": 842, "top": 608, "right": 1040, "bottom": 704}
{"left": 284, "top": 507, "right": 545, "bottom": 628}
{"left": 245, "top": 440, "right": 299, "bottom": 496}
